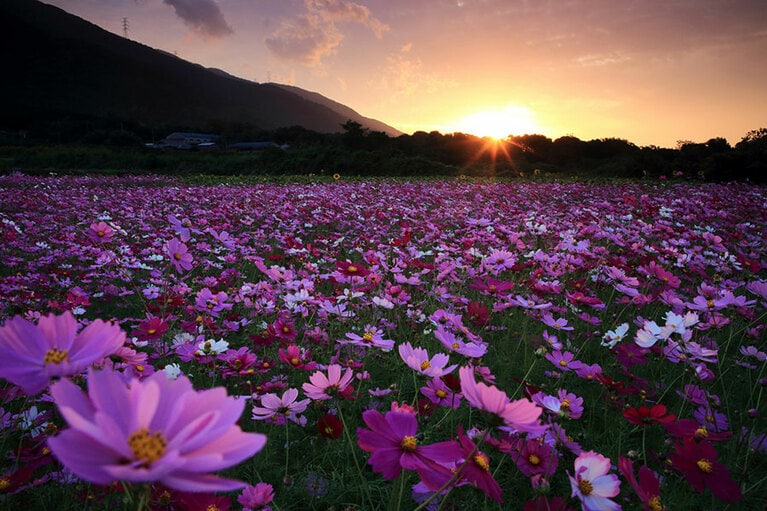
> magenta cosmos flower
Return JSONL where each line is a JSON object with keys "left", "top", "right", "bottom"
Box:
{"left": 166, "top": 237, "right": 193, "bottom": 273}
{"left": 47, "top": 367, "right": 266, "bottom": 492}
{"left": 356, "top": 408, "right": 461, "bottom": 489}
{"left": 567, "top": 451, "right": 622, "bottom": 511}
{"left": 88, "top": 221, "right": 115, "bottom": 243}
{"left": 398, "top": 342, "right": 457, "bottom": 378}
{"left": 459, "top": 366, "right": 546, "bottom": 434}
{"left": 0, "top": 311, "right": 125, "bottom": 395}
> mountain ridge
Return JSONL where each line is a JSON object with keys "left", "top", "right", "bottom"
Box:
{"left": 0, "top": 0, "right": 402, "bottom": 137}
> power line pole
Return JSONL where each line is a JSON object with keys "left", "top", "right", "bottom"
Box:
{"left": 122, "top": 17, "right": 129, "bottom": 39}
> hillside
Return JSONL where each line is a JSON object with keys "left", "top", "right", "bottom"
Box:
{"left": 0, "top": 0, "right": 401, "bottom": 137}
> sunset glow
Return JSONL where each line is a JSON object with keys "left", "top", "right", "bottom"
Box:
{"left": 446, "top": 106, "right": 544, "bottom": 140}
{"left": 42, "top": 0, "right": 767, "bottom": 147}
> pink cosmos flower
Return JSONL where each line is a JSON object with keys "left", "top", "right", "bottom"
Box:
{"left": 567, "top": 451, "right": 622, "bottom": 511}
{"left": 166, "top": 237, "right": 193, "bottom": 273}
{"left": 342, "top": 326, "right": 395, "bottom": 351}
{"left": 238, "top": 482, "right": 275, "bottom": 511}
{"left": 398, "top": 342, "right": 457, "bottom": 377}
{"left": 433, "top": 325, "right": 488, "bottom": 358}
{"left": 252, "top": 388, "right": 310, "bottom": 425}
{"left": 459, "top": 366, "right": 546, "bottom": 434}
{"left": 88, "top": 221, "right": 114, "bottom": 243}
{"left": 47, "top": 368, "right": 266, "bottom": 492}
{"left": 302, "top": 364, "right": 355, "bottom": 401}
{"left": 421, "top": 377, "right": 461, "bottom": 409}
{"left": 356, "top": 408, "right": 461, "bottom": 489}
{"left": 0, "top": 311, "right": 125, "bottom": 395}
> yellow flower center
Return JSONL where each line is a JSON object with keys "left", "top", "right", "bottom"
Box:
{"left": 695, "top": 427, "right": 709, "bottom": 438}
{"left": 347, "top": 265, "right": 358, "bottom": 273}
{"left": 206, "top": 506, "right": 220, "bottom": 511}
{"left": 560, "top": 398, "right": 571, "bottom": 411}
{"left": 420, "top": 360, "right": 431, "bottom": 371}
{"left": 452, "top": 342, "right": 460, "bottom": 349}
{"left": 436, "top": 389, "right": 447, "bottom": 399}
{"left": 648, "top": 496, "right": 664, "bottom": 511}
{"left": 173, "top": 253, "right": 182, "bottom": 260}
{"left": 362, "top": 332, "right": 374, "bottom": 343}
{"left": 706, "top": 300, "right": 714, "bottom": 309}
{"left": 128, "top": 428, "right": 167, "bottom": 466}
{"left": 400, "top": 436, "right": 417, "bottom": 452}
{"left": 473, "top": 453, "right": 490, "bottom": 471}
{"left": 528, "top": 454, "right": 541, "bottom": 465}
{"left": 97, "top": 231, "right": 105, "bottom": 237}
{"left": 290, "top": 357, "right": 300, "bottom": 366}
{"left": 0, "top": 478, "right": 10, "bottom": 491}
{"left": 696, "top": 459, "right": 713, "bottom": 473}
{"left": 578, "top": 478, "right": 593, "bottom": 496}
{"left": 147, "top": 328, "right": 157, "bottom": 335}
{"left": 44, "top": 348, "right": 69, "bottom": 365}
{"left": 559, "top": 359, "right": 567, "bottom": 367}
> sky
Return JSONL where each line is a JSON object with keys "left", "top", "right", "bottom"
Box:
{"left": 43, "top": 0, "right": 767, "bottom": 147}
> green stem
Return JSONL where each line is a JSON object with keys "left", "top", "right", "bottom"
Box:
{"left": 337, "top": 408, "right": 375, "bottom": 509}
{"left": 284, "top": 422, "right": 290, "bottom": 482}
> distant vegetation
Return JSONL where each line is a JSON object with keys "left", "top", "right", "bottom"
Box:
{"left": 1, "top": 122, "right": 765, "bottom": 182}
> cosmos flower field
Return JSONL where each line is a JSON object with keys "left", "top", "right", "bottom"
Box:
{"left": 0, "top": 173, "right": 766, "bottom": 510}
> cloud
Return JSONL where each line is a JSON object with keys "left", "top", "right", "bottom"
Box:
{"left": 265, "top": 14, "right": 343, "bottom": 66}
{"left": 372, "top": 45, "right": 457, "bottom": 100}
{"left": 162, "top": 0, "right": 233, "bottom": 38}
{"left": 266, "top": 0, "right": 388, "bottom": 66}
{"left": 306, "top": 0, "right": 389, "bottom": 38}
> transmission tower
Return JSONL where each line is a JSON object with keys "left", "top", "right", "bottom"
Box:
{"left": 122, "top": 17, "right": 129, "bottom": 39}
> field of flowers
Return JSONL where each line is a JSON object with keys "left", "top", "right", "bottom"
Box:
{"left": 0, "top": 173, "right": 765, "bottom": 510}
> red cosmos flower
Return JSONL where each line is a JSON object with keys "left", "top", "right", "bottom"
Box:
{"left": 596, "top": 373, "right": 640, "bottom": 395}
{"left": 335, "top": 260, "right": 370, "bottom": 278}
{"left": 317, "top": 413, "right": 343, "bottom": 439}
{"left": 622, "top": 404, "right": 676, "bottom": 427}
{"left": 0, "top": 465, "right": 35, "bottom": 494}
{"left": 134, "top": 315, "right": 170, "bottom": 342}
{"left": 441, "top": 373, "right": 462, "bottom": 392}
{"left": 618, "top": 456, "right": 665, "bottom": 511}
{"left": 178, "top": 492, "right": 232, "bottom": 511}
{"left": 466, "top": 301, "right": 490, "bottom": 327}
{"left": 523, "top": 496, "right": 574, "bottom": 511}
{"left": 663, "top": 418, "right": 732, "bottom": 442}
{"left": 455, "top": 429, "right": 503, "bottom": 503}
{"left": 668, "top": 437, "right": 742, "bottom": 503}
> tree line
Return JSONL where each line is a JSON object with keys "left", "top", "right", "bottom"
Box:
{"left": 1, "top": 118, "right": 765, "bottom": 182}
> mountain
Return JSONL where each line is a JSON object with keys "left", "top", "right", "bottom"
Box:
{"left": 0, "top": 0, "right": 401, "bottom": 137}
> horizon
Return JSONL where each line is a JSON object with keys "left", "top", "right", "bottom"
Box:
{"left": 41, "top": 0, "right": 767, "bottom": 148}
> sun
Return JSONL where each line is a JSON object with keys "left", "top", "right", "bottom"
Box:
{"left": 448, "top": 105, "right": 543, "bottom": 140}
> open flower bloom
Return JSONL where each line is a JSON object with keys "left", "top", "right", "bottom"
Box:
{"left": 356, "top": 408, "right": 461, "bottom": 489}
{"left": 668, "top": 437, "right": 742, "bottom": 503}
{"left": 398, "top": 342, "right": 457, "bottom": 378}
{"left": 567, "top": 451, "right": 621, "bottom": 511}
{"left": 0, "top": 311, "right": 126, "bottom": 395}
{"left": 302, "top": 364, "right": 355, "bottom": 401}
{"left": 47, "top": 368, "right": 266, "bottom": 492}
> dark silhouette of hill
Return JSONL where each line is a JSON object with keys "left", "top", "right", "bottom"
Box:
{"left": 0, "top": 0, "right": 401, "bottom": 136}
